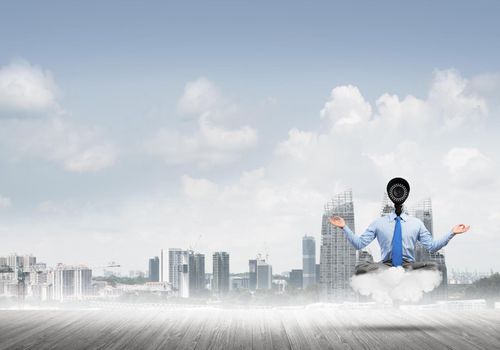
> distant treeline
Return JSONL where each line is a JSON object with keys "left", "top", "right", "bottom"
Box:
{"left": 93, "top": 275, "right": 149, "bottom": 287}
{"left": 465, "top": 273, "right": 500, "bottom": 303}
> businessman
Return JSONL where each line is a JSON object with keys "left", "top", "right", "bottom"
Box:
{"left": 329, "top": 179, "right": 470, "bottom": 275}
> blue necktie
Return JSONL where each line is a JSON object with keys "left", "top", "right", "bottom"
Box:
{"left": 392, "top": 216, "right": 403, "bottom": 267}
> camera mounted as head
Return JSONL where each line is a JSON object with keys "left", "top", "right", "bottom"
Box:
{"left": 386, "top": 177, "right": 410, "bottom": 217}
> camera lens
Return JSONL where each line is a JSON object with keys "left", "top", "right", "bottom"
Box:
{"left": 392, "top": 186, "right": 405, "bottom": 199}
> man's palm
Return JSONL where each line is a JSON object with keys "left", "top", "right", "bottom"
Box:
{"left": 453, "top": 224, "right": 470, "bottom": 234}
{"left": 329, "top": 216, "right": 345, "bottom": 228}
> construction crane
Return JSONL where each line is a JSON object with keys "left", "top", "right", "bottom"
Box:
{"left": 92, "top": 262, "right": 121, "bottom": 269}
{"left": 189, "top": 235, "right": 202, "bottom": 252}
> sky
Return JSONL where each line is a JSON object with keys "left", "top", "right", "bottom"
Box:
{"left": 0, "top": 1, "right": 499, "bottom": 275}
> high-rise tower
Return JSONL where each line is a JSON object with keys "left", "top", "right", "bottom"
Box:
{"left": 302, "top": 235, "right": 316, "bottom": 289}
{"left": 148, "top": 256, "right": 160, "bottom": 282}
{"left": 319, "top": 190, "right": 357, "bottom": 300}
{"left": 212, "top": 252, "right": 230, "bottom": 296}
{"left": 411, "top": 198, "right": 448, "bottom": 300}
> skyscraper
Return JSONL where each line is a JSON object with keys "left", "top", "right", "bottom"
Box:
{"left": 380, "top": 192, "right": 394, "bottom": 217}
{"left": 169, "top": 248, "right": 189, "bottom": 292}
{"left": 52, "top": 264, "right": 92, "bottom": 301}
{"left": 319, "top": 190, "right": 357, "bottom": 300}
{"left": 189, "top": 252, "right": 205, "bottom": 294}
{"left": 256, "top": 259, "right": 272, "bottom": 290}
{"left": 248, "top": 259, "right": 257, "bottom": 290}
{"left": 412, "top": 198, "right": 433, "bottom": 262}
{"left": 302, "top": 235, "right": 316, "bottom": 289}
{"left": 289, "top": 269, "right": 303, "bottom": 289}
{"left": 178, "top": 252, "right": 190, "bottom": 298}
{"left": 212, "top": 252, "right": 230, "bottom": 296}
{"left": 315, "top": 264, "right": 320, "bottom": 284}
{"left": 148, "top": 256, "right": 160, "bottom": 282}
{"left": 160, "top": 249, "right": 167, "bottom": 283}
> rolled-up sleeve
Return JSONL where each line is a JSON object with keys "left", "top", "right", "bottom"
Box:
{"left": 342, "top": 221, "right": 377, "bottom": 250}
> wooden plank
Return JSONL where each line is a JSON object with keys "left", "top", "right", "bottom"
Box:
{"left": 0, "top": 308, "right": 499, "bottom": 350}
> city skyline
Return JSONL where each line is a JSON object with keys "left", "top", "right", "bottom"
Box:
{"left": 0, "top": 190, "right": 491, "bottom": 303}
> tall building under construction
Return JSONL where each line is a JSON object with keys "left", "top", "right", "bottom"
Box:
{"left": 319, "top": 190, "right": 357, "bottom": 300}
{"left": 411, "top": 198, "right": 448, "bottom": 301}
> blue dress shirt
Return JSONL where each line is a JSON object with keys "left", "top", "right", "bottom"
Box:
{"left": 342, "top": 212, "right": 455, "bottom": 262}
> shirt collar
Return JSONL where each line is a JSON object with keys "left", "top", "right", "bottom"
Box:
{"left": 388, "top": 211, "right": 409, "bottom": 222}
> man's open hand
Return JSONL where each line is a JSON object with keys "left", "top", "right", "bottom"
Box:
{"left": 329, "top": 216, "right": 345, "bottom": 228}
{"left": 452, "top": 224, "right": 470, "bottom": 234}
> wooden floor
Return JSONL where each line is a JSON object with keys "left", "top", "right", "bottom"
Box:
{"left": 0, "top": 307, "right": 499, "bottom": 350}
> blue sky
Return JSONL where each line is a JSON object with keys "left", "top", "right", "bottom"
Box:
{"left": 0, "top": 1, "right": 499, "bottom": 274}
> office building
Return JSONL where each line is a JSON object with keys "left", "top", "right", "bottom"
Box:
{"left": 302, "top": 235, "right": 316, "bottom": 289}
{"left": 411, "top": 198, "right": 448, "bottom": 300}
{"left": 148, "top": 256, "right": 160, "bottom": 282}
{"left": 169, "top": 248, "right": 189, "bottom": 291}
{"left": 178, "top": 253, "right": 190, "bottom": 298}
{"left": 319, "top": 190, "right": 357, "bottom": 300}
{"left": 249, "top": 259, "right": 257, "bottom": 290}
{"left": 189, "top": 252, "right": 205, "bottom": 295}
{"left": 256, "top": 259, "right": 272, "bottom": 290}
{"left": 231, "top": 275, "right": 250, "bottom": 290}
{"left": 289, "top": 269, "right": 303, "bottom": 289}
{"left": 53, "top": 264, "right": 92, "bottom": 301}
{"left": 212, "top": 252, "right": 230, "bottom": 296}
{"left": 160, "top": 249, "right": 167, "bottom": 283}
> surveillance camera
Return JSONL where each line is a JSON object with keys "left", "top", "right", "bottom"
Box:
{"left": 386, "top": 177, "right": 410, "bottom": 215}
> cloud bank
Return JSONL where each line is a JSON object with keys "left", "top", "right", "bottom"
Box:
{"left": 1, "top": 66, "right": 499, "bottom": 275}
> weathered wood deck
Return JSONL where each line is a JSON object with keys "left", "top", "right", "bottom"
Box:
{"left": 0, "top": 307, "right": 499, "bottom": 349}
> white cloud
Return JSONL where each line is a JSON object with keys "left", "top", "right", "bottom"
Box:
{"left": 0, "top": 60, "right": 117, "bottom": 172}
{"left": 178, "top": 77, "right": 221, "bottom": 115}
{"left": 363, "top": 140, "right": 424, "bottom": 181}
{"left": 63, "top": 144, "right": 117, "bottom": 172}
{"left": 318, "top": 70, "right": 488, "bottom": 135}
{"left": 320, "top": 85, "right": 372, "bottom": 129}
{"left": 275, "top": 128, "right": 319, "bottom": 160}
{"left": 145, "top": 118, "right": 257, "bottom": 167}
{"left": 2, "top": 117, "right": 117, "bottom": 172}
{"left": 0, "top": 60, "right": 59, "bottom": 113}
{"left": 0, "top": 196, "right": 11, "bottom": 208}
{"left": 147, "top": 78, "right": 257, "bottom": 167}
{"left": 200, "top": 116, "right": 257, "bottom": 151}
{"left": 444, "top": 147, "right": 490, "bottom": 174}
{"left": 443, "top": 147, "right": 495, "bottom": 188}
{"left": 428, "top": 69, "right": 488, "bottom": 129}
{"left": 181, "top": 175, "right": 219, "bottom": 199}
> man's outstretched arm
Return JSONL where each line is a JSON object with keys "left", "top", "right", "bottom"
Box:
{"left": 418, "top": 221, "right": 470, "bottom": 252}
{"left": 329, "top": 216, "right": 376, "bottom": 250}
